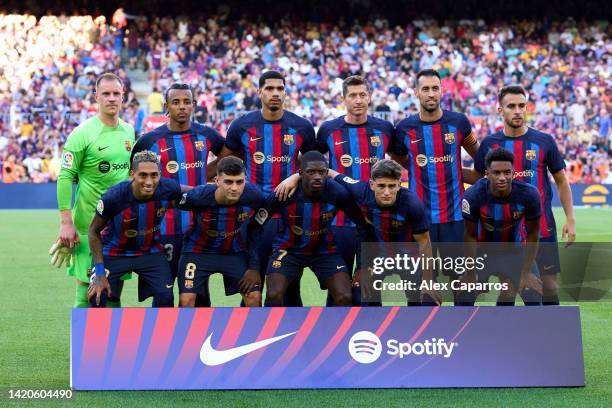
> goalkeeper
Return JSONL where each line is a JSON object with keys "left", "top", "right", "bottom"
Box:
{"left": 52, "top": 73, "right": 135, "bottom": 307}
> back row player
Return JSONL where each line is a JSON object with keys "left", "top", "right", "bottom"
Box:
{"left": 131, "top": 83, "right": 225, "bottom": 307}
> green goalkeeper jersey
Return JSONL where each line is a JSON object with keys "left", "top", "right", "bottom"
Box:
{"left": 57, "top": 116, "right": 135, "bottom": 234}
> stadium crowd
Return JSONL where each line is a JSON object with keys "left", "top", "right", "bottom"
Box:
{"left": 0, "top": 12, "right": 610, "bottom": 184}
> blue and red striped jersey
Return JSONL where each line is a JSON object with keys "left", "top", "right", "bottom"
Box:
{"left": 316, "top": 115, "right": 400, "bottom": 227}
{"left": 96, "top": 178, "right": 182, "bottom": 256}
{"left": 474, "top": 128, "right": 566, "bottom": 240}
{"left": 132, "top": 123, "right": 224, "bottom": 236}
{"left": 254, "top": 179, "right": 366, "bottom": 256}
{"left": 395, "top": 110, "right": 473, "bottom": 224}
{"left": 225, "top": 110, "right": 316, "bottom": 194}
{"left": 462, "top": 178, "right": 541, "bottom": 242}
{"left": 333, "top": 175, "right": 430, "bottom": 242}
{"left": 179, "top": 183, "right": 266, "bottom": 268}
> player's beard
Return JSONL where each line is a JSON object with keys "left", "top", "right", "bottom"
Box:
{"left": 268, "top": 105, "right": 281, "bottom": 112}
{"left": 506, "top": 118, "right": 524, "bottom": 129}
{"left": 422, "top": 101, "right": 440, "bottom": 113}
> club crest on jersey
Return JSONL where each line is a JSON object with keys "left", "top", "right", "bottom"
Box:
{"left": 238, "top": 212, "right": 249, "bottom": 222}
{"left": 370, "top": 136, "right": 381, "bottom": 147}
{"left": 322, "top": 212, "right": 333, "bottom": 222}
{"left": 283, "top": 134, "right": 294, "bottom": 145}
{"left": 195, "top": 141, "right": 205, "bottom": 151}
{"left": 513, "top": 211, "right": 524, "bottom": 219}
{"left": 525, "top": 150, "right": 536, "bottom": 161}
{"left": 157, "top": 207, "right": 166, "bottom": 217}
{"left": 125, "top": 140, "right": 132, "bottom": 152}
{"left": 392, "top": 220, "right": 403, "bottom": 228}
{"left": 444, "top": 132, "right": 456, "bottom": 144}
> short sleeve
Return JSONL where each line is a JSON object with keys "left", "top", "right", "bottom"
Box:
{"left": 405, "top": 192, "right": 430, "bottom": 233}
{"left": 458, "top": 114, "right": 473, "bottom": 143}
{"left": 461, "top": 187, "right": 481, "bottom": 223}
{"left": 225, "top": 118, "right": 244, "bottom": 152}
{"left": 333, "top": 174, "right": 368, "bottom": 199}
{"left": 315, "top": 122, "right": 331, "bottom": 154}
{"left": 177, "top": 185, "right": 216, "bottom": 209}
{"left": 96, "top": 190, "right": 117, "bottom": 219}
{"left": 298, "top": 120, "right": 317, "bottom": 153}
{"left": 390, "top": 121, "right": 408, "bottom": 156}
{"left": 545, "top": 136, "right": 566, "bottom": 174}
{"left": 205, "top": 127, "right": 225, "bottom": 156}
{"left": 473, "top": 143, "right": 489, "bottom": 173}
{"left": 524, "top": 186, "right": 542, "bottom": 220}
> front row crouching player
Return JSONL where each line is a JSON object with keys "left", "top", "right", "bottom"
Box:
{"left": 87, "top": 151, "right": 185, "bottom": 307}
{"left": 254, "top": 151, "right": 368, "bottom": 306}
{"left": 176, "top": 156, "right": 264, "bottom": 307}
{"left": 461, "top": 148, "right": 542, "bottom": 306}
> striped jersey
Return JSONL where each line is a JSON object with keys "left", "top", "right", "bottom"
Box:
{"left": 178, "top": 184, "right": 266, "bottom": 268}
{"left": 395, "top": 110, "right": 473, "bottom": 224}
{"left": 462, "top": 178, "right": 541, "bottom": 242}
{"left": 254, "top": 179, "right": 365, "bottom": 256}
{"left": 316, "top": 115, "right": 400, "bottom": 226}
{"left": 474, "top": 128, "right": 565, "bottom": 239}
{"left": 132, "top": 123, "right": 225, "bottom": 236}
{"left": 225, "top": 110, "right": 316, "bottom": 194}
{"left": 96, "top": 178, "right": 182, "bottom": 256}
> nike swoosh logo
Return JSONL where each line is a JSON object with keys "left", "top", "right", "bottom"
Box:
{"left": 160, "top": 147, "right": 173, "bottom": 152}
{"left": 166, "top": 284, "right": 174, "bottom": 288}
{"left": 543, "top": 265, "right": 555, "bottom": 270}
{"left": 200, "top": 331, "right": 296, "bottom": 366}
{"left": 202, "top": 218, "right": 217, "bottom": 222}
{"left": 250, "top": 137, "right": 263, "bottom": 141}
{"left": 337, "top": 265, "right": 345, "bottom": 269}
{"left": 123, "top": 217, "right": 137, "bottom": 222}
{"left": 98, "top": 146, "right": 109, "bottom": 151}
{"left": 410, "top": 139, "right": 422, "bottom": 144}
{"left": 334, "top": 141, "right": 348, "bottom": 145}
{"left": 289, "top": 215, "right": 301, "bottom": 218}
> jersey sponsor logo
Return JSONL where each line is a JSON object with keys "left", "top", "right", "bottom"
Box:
{"left": 96, "top": 200, "right": 104, "bottom": 215}
{"left": 525, "top": 150, "right": 536, "bottom": 161}
{"left": 111, "top": 163, "right": 129, "bottom": 171}
{"left": 461, "top": 199, "right": 470, "bottom": 214}
{"left": 253, "top": 152, "right": 291, "bottom": 164}
{"left": 444, "top": 132, "right": 456, "bottom": 144}
{"left": 291, "top": 225, "right": 304, "bottom": 235}
{"left": 415, "top": 154, "right": 454, "bottom": 167}
{"left": 166, "top": 161, "right": 179, "bottom": 173}
{"left": 514, "top": 170, "right": 534, "bottom": 178}
{"left": 194, "top": 141, "right": 205, "bottom": 151}
{"left": 207, "top": 230, "right": 219, "bottom": 237}
{"left": 125, "top": 229, "right": 139, "bottom": 238}
{"left": 98, "top": 161, "right": 111, "bottom": 173}
{"left": 200, "top": 331, "right": 296, "bottom": 366}
{"left": 370, "top": 136, "right": 381, "bottom": 147}
{"left": 283, "top": 134, "right": 294, "bottom": 145}
{"left": 255, "top": 208, "right": 269, "bottom": 225}
{"left": 348, "top": 331, "right": 382, "bottom": 364}
{"left": 253, "top": 152, "right": 265, "bottom": 165}
{"left": 62, "top": 152, "right": 74, "bottom": 169}
{"left": 98, "top": 146, "right": 109, "bottom": 151}
{"left": 340, "top": 154, "right": 379, "bottom": 167}
{"left": 124, "top": 141, "right": 132, "bottom": 152}
{"left": 342, "top": 176, "right": 360, "bottom": 184}
{"left": 483, "top": 222, "right": 495, "bottom": 232}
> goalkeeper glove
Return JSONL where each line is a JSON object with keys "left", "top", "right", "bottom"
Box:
{"left": 49, "top": 240, "right": 74, "bottom": 268}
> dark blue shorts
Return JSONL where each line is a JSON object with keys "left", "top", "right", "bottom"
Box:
{"left": 267, "top": 250, "right": 349, "bottom": 287}
{"left": 429, "top": 220, "right": 465, "bottom": 278}
{"left": 331, "top": 226, "right": 358, "bottom": 275}
{"left": 159, "top": 234, "right": 183, "bottom": 279}
{"left": 477, "top": 249, "right": 540, "bottom": 290}
{"left": 177, "top": 252, "right": 258, "bottom": 296}
{"left": 103, "top": 253, "right": 173, "bottom": 302}
{"left": 536, "top": 236, "right": 561, "bottom": 275}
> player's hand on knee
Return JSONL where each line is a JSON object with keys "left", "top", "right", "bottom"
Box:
{"left": 420, "top": 286, "right": 442, "bottom": 306}
{"left": 239, "top": 269, "right": 261, "bottom": 295}
{"left": 354, "top": 268, "right": 373, "bottom": 300}
{"left": 88, "top": 275, "right": 111, "bottom": 306}
{"left": 519, "top": 272, "right": 542, "bottom": 295}
{"left": 48, "top": 240, "right": 75, "bottom": 268}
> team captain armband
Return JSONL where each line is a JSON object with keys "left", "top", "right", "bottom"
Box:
{"left": 462, "top": 132, "right": 478, "bottom": 147}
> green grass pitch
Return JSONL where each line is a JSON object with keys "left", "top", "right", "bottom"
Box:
{"left": 0, "top": 208, "right": 610, "bottom": 407}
